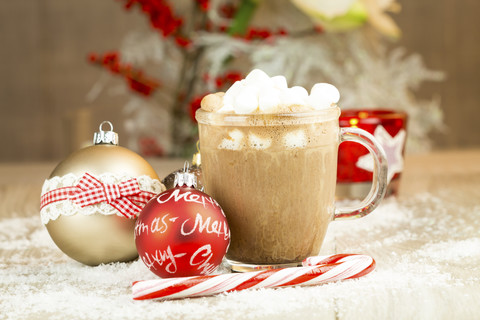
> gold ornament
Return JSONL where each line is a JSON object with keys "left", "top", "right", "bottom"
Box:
{"left": 41, "top": 121, "right": 164, "bottom": 266}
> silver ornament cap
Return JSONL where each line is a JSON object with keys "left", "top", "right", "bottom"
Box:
{"left": 93, "top": 121, "right": 119, "bottom": 145}
{"left": 174, "top": 161, "right": 197, "bottom": 188}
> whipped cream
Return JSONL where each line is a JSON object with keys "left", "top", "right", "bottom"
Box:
{"left": 202, "top": 69, "right": 340, "bottom": 114}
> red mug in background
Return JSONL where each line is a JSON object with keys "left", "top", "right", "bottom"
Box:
{"left": 337, "top": 109, "right": 408, "bottom": 199}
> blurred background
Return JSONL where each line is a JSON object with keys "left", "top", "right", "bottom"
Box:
{"left": 0, "top": 0, "right": 479, "bottom": 162}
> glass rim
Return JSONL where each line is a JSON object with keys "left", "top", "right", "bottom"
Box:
{"left": 196, "top": 106, "right": 341, "bottom": 126}
{"left": 340, "top": 109, "right": 407, "bottom": 120}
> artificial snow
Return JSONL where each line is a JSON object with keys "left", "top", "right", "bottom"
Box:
{"left": 1, "top": 184, "right": 479, "bottom": 319}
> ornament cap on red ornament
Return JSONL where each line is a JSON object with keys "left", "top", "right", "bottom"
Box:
{"left": 135, "top": 163, "right": 230, "bottom": 278}
{"left": 173, "top": 162, "right": 197, "bottom": 189}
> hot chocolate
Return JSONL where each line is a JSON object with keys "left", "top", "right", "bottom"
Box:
{"left": 197, "top": 110, "right": 340, "bottom": 265}
{"left": 196, "top": 69, "right": 388, "bottom": 271}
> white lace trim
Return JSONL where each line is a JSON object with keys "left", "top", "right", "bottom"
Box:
{"left": 40, "top": 173, "right": 165, "bottom": 224}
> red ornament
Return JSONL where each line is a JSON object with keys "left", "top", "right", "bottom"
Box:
{"left": 135, "top": 168, "right": 230, "bottom": 278}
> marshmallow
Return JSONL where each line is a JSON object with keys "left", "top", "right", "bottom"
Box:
{"left": 219, "top": 80, "right": 245, "bottom": 113}
{"left": 271, "top": 75, "right": 288, "bottom": 90}
{"left": 290, "top": 86, "right": 309, "bottom": 99}
{"left": 234, "top": 85, "right": 259, "bottom": 114}
{"left": 218, "top": 130, "right": 244, "bottom": 150}
{"left": 245, "top": 69, "right": 272, "bottom": 87}
{"left": 306, "top": 95, "right": 332, "bottom": 110}
{"left": 259, "top": 87, "right": 282, "bottom": 113}
{"left": 308, "top": 83, "right": 340, "bottom": 110}
{"left": 284, "top": 130, "right": 307, "bottom": 149}
{"left": 280, "top": 86, "right": 308, "bottom": 106}
{"left": 200, "top": 93, "right": 224, "bottom": 112}
{"left": 218, "top": 103, "right": 235, "bottom": 113}
{"left": 217, "top": 69, "right": 340, "bottom": 114}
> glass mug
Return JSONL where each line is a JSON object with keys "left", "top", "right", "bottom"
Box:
{"left": 196, "top": 106, "right": 388, "bottom": 272}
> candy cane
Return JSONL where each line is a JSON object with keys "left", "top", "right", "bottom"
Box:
{"left": 132, "top": 254, "right": 375, "bottom": 301}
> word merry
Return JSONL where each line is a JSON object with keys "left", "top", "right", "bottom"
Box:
{"left": 181, "top": 213, "right": 230, "bottom": 241}
{"left": 157, "top": 189, "right": 221, "bottom": 210}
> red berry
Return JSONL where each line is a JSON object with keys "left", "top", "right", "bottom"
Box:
{"left": 189, "top": 95, "right": 205, "bottom": 122}
{"left": 87, "top": 53, "right": 98, "bottom": 63}
{"left": 278, "top": 28, "right": 288, "bottom": 36}
{"left": 175, "top": 36, "right": 192, "bottom": 48}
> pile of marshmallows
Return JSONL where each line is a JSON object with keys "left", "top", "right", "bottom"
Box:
{"left": 201, "top": 69, "right": 340, "bottom": 114}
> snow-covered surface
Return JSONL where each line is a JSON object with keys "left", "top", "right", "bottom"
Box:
{"left": 1, "top": 158, "right": 480, "bottom": 320}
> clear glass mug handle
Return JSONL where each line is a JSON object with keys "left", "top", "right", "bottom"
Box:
{"left": 334, "top": 127, "right": 389, "bottom": 220}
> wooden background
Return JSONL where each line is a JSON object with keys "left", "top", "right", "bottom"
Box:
{"left": 0, "top": 0, "right": 479, "bottom": 161}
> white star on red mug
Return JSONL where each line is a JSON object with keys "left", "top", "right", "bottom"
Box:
{"left": 356, "top": 125, "right": 406, "bottom": 183}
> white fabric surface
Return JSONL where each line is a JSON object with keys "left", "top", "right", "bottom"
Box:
{"left": 1, "top": 182, "right": 479, "bottom": 320}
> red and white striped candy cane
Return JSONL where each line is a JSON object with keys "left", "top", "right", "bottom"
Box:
{"left": 132, "top": 254, "right": 375, "bottom": 301}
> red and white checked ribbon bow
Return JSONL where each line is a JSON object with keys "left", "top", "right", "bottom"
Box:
{"left": 40, "top": 173, "right": 155, "bottom": 218}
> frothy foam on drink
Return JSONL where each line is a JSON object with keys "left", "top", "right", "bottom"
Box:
{"left": 248, "top": 133, "right": 272, "bottom": 150}
{"left": 218, "top": 129, "right": 244, "bottom": 150}
{"left": 200, "top": 69, "right": 340, "bottom": 114}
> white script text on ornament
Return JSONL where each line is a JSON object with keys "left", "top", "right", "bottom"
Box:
{"left": 134, "top": 213, "right": 179, "bottom": 237}
{"left": 140, "top": 246, "right": 186, "bottom": 274}
{"left": 190, "top": 244, "right": 217, "bottom": 275}
{"left": 157, "top": 189, "right": 220, "bottom": 209}
{"left": 181, "top": 213, "right": 230, "bottom": 241}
